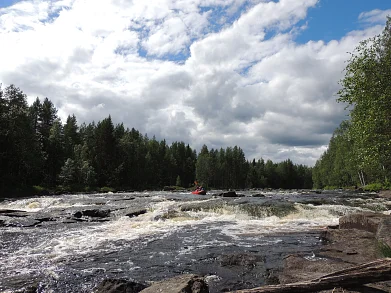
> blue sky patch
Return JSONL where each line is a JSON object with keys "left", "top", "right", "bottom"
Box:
{"left": 295, "top": 0, "right": 391, "bottom": 44}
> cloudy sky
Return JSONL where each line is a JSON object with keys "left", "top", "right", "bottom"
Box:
{"left": 0, "top": 0, "right": 390, "bottom": 166}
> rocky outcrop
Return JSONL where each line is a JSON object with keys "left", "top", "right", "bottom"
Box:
{"left": 214, "top": 191, "right": 245, "bottom": 197}
{"left": 74, "top": 209, "right": 111, "bottom": 218}
{"left": 278, "top": 213, "right": 391, "bottom": 293}
{"left": 251, "top": 193, "right": 265, "bottom": 197}
{"left": 340, "top": 212, "right": 391, "bottom": 247}
{"left": 95, "top": 278, "right": 147, "bottom": 293}
{"left": 340, "top": 212, "right": 386, "bottom": 233}
{"left": 139, "top": 274, "right": 208, "bottom": 293}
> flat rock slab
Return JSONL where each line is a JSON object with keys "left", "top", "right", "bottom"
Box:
{"left": 279, "top": 213, "right": 391, "bottom": 293}
{"left": 139, "top": 274, "right": 208, "bottom": 293}
{"left": 339, "top": 212, "right": 389, "bottom": 233}
{"left": 339, "top": 213, "right": 391, "bottom": 247}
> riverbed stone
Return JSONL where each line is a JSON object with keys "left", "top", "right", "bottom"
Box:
{"left": 74, "top": 209, "right": 111, "bottom": 218}
{"left": 126, "top": 208, "right": 147, "bottom": 218}
{"left": 139, "top": 274, "right": 208, "bottom": 293}
{"left": 279, "top": 213, "right": 391, "bottom": 293}
{"left": 218, "top": 253, "right": 263, "bottom": 267}
{"left": 339, "top": 212, "right": 389, "bottom": 233}
{"left": 95, "top": 278, "right": 147, "bottom": 293}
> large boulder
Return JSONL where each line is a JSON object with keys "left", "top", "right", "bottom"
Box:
{"left": 339, "top": 212, "right": 389, "bottom": 233}
{"left": 139, "top": 274, "right": 208, "bottom": 293}
{"left": 339, "top": 213, "right": 391, "bottom": 247}
{"left": 376, "top": 217, "right": 391, "bottom": 248}
{"left": 95, "top": 278, "right": 147, "bottom": 293}
{"left": 74, "top": 209, "right": 111, "bottom": 218}
{"left": 214, "top": 191, "right": 239, "bottom": 197}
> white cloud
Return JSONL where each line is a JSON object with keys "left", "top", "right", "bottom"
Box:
{"left": 359, "top": 9, "right": 391, "bottom": 24}
{"left": 0, "top": 0, "right": 389, "bottom": 166}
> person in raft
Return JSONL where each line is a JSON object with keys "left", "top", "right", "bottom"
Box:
{"left": 194, "top": 180, "right": 204, "bottom": 191}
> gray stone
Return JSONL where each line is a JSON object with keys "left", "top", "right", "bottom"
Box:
{"left": 139, "top": 274, "right": 208, "bottom": 293}
{"left": 95, "top": 278, "right": 147, "bottom": 293}
{"left": 339, "top": 212, "right": 389, "bottom": 233}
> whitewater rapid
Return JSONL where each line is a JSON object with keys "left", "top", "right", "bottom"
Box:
{"left": 0, "top": 190, "right": 389, "bottom": 292}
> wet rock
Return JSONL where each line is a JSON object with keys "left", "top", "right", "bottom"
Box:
{"left": 221, "top": 191, "right": 237, "bottom": 197}
{"left": 95, "top": 278, "right": 147, "bottom": 293}
{"left": 0, "top": 209, "right": 28, "bottom": 217}
{"left": 139, "top": 274, "right": 208, "bottom": 293}
{"left": 15, "top": 283, "right": 39, "bottom": 293}
{"left": 379, "top": 190, "right": 391, "bottom": 198}
{"left": 279, "top": 254, "right": 352, "bottom": 284}
{"left": 126, "top": 209, "right": 147, "bottom": 218}
{"left": 74, "top": 209, "right": 111, "bottom": 218}
{"left": 263, "top": 269, "right": 280, "bottom": 285}
{"left": 376, "top": 218, "right": 391, "bottom": 248}
{"left": 339, "top": 213, "right": 391, "bottom": 248}
{"left": 154, "top": 210, "right": 179, "bottom": 221}
{"left": 251, "top": 193, "right": 265, "bottom": 197}
{"left": 180, "top": 199, "right": 225, "bottom": 212}
{"left": 280, "top": 220, "right": 390, "bottom": 291}
{"left": 74, "top": 211, "right": 83, "bottom": 218}
{"left": 218, "top": 253, "right": 263, "bottom": 267}
{"left": 339, "top": 212, "right": 388, "bottom": 233}
{"left": 0, "top": 216, "right": 41, "bottom": 227}
{"left": 319, "top": 229, "right": 379, "bottom": 264}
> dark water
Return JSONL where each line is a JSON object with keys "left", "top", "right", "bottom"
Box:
{"left": 0, "top": 190, "right": 389, "bottom": 292}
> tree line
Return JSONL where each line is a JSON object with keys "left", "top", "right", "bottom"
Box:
{"left": 313, "top": 17, "right": 391, "bottom": 190}
{"left": 0, "top": 84, "right": 313, "bottom": 195}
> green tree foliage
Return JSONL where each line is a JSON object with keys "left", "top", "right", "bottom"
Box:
{"left": 63, "top": 114, "right": 80, "bottom": 159}
{"left": 312, "top": 121, "right": 357, "bottom": 188}
{"left": 176, "top": 175, "right": 181, "bottom": 187}
{"left": 314, "top": 17, "right": 391, "bottom": 188}
{"left": 196, "top": 145, "right": 210, "bottom": 188}
{"left": 1, "top": 83, "right": 313, "bottom": 195}
{"left": 94, "top": 116, "right": 117, "bottom": 186}
{"left": 0, "top": 85, "right": 43, "bottom": 190}
{"left": 338, "top": 17, "right": 391, "bottom": 182}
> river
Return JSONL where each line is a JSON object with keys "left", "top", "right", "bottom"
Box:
{"left": 0, "top": 190, "right": 389, "bottom": 292}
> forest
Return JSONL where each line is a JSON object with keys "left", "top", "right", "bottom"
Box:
{"left": 4, "top": 18, "right": 391, "bottom": 195}
{"left": 0, "top": 84, "right": 313, "bottom": 196}
{"left": 312, "top": 18, "right": 391, "bottom": 191}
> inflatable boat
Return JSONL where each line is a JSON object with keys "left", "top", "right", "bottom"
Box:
{"left": 191, "top": 190, "right": 206, "bottom": 195}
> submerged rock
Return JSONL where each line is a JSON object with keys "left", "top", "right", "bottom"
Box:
{"left": 95, "top": 278, "right": 147, "bottom": 293}
{"left": 139, "top": 274, "right": 208, "bottom": 293}
{"left": 218, "top": 253, "right": 264, "bottom": 267}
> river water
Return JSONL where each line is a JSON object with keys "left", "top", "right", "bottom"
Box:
{"left": 0, "top": 190, "right": 390, "bottom": 292}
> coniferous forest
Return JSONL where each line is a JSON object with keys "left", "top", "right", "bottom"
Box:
{"left": 3, "top": 18, "right": 391, "bottom": 196}
{"left": 312, "top": 18, "right": 391, "bottom": 191}
{"left": 0, "top": 84, "right": 313, "bottom": 196}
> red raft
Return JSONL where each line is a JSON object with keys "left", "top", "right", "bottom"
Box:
{"left": 191, "top": 190, "right": 206, "bottom": 195}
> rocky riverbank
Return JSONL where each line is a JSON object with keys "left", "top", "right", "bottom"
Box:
{"left": 91, "top": 213, "right": 391, "bottom": 293}
{"left": 278, "top": 211, "right": 391, "bottom": 293}
{"left": 2, "top": 190, "right": 391, "bottom": 293}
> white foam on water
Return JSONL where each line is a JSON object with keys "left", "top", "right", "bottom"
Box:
{"left": 218, "top": 203, "right": 372, "bottom": 240}
{"left": 0, "top": 194, "right": 110, "bottom": 212}
{"left": 0, "top": 194, "right": 387, "bottom": 282}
